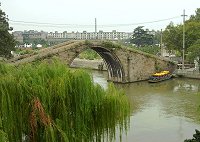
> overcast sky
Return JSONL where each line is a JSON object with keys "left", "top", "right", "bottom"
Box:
{"left": 1, "top": 0, "right": 199, "bottom": 32}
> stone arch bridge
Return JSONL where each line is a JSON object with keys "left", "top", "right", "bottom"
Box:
{"left": 8, "top": 40, "right": 176, "bottom": 83}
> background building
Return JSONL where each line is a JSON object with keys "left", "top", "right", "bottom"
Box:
{"left": 13, "top": 30, "right": 133, "bottom": 46}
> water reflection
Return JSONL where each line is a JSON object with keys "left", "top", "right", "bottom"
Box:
{"left": 116, "top": 78, "right": 200, "bottom": 121}
{"left": 173, "top": 78, "right": 200, "bottom": 93}
{"left": 91, "top": 70, "right": 108, "bottom": 89}
{"left": 91, "top": 70, "right": 200, "bottom": 142}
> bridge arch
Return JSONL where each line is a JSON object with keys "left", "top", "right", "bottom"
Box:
{"left": 69, "top": 45, "right": 125, "bottom": 83}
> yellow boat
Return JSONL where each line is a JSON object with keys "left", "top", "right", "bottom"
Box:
{"left": 148, "top": 70, "right": 172, "bottom": 83}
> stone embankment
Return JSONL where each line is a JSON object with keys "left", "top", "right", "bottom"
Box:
{"left": 175, "top": 69, "right": 200, "bottom": 79}
{"left": 70, "top": 58, "right": 106, "bottom": 71}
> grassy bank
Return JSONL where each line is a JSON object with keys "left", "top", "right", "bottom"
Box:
{"left": 0, "top": 60, "right": 130, "bottom": 142}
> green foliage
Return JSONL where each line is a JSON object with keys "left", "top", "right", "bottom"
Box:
{"left": 101, "top": 41, "right": 121, "bottom": 49}
{"left": 189, "top": 8, "right": 200, "bottom": 21}
{"left": 132, "top": 45, "right": 160, "bottom": 55}
{"left": 84, "top": 40, "right": 93, "bottom": 46}
{"left": 18, "top": 49, "right": 35, "bottom": 55}
{"left": 163, "top": 22, "right": 182, "bottom": 52}
{"left": 78, "top": 49, "right": 101, "bottom": 60}
{"left": 131, "top": 26, "right": 154, "bottom": 46}
{"left": 0, "top": 114, "right": 8, "bottom": 142}
{"left": 155, "top": 62, "right": 162, "bottom": 71}
{"left": 153, "top": 30, "right": 162, "bottom": 45}
{"left": 185, "top": 21, "right": 200, "bottom": 49}
{"left": 184, "top": 129, "right": 200, "bottom": 142}
{"left": 23, "top": 38, "right": 48, "bottom": 48}
{"left": 0, "top": 130, "right": 8, "bottom": 142}
{"left": 163, "top": 8, "right": 200, "bottom": 56}
{"left": 187, "top": 39, "right": 200, "bottom": 70}
{"left": 0, "top": 6, "right": 16, "bottom": 58}
{"left": 0, "top": 60, "right": 130, "bottom": 142}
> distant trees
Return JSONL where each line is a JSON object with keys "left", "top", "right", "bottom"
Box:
{"left": 23, "top": 38, "right": 48, "bottom": 48}
{"left": 130, "top": 26, "right": 161, "bottom": 55}
{"left": 131, "top": 8, "right": 200, "bottom": 59}
{"left": 189, "top": 8, "right": 200, "bottom": 21}
{"left": 131, "top": 26, "right": 154, "bottom": 46}
{"left": 163, "top": 8, "right": 200, "bottom": 62}
{"left": 162, "top": 22, "right": 182, "bottom": 52}
{"left": 184, "top": 129, "right": 200, "bottom": 142}
{"left": 0, "top": 3, "right": 16, "bottom": 58}
{"left": 163, "top": 21, "right": 200, "bottom": 53}
{"left": 187, "top": 40, "right": 200, "bottom": 70}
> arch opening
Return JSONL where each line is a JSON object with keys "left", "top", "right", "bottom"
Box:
{"left": 90, "top": 46, "right": 125, "bottom": 83}
{"left": 69, "top": 46, "right": 125, "bottom": 83}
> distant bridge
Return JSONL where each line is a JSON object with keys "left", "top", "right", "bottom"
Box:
{"left": 8, "top": 40, "right": 176, "bottom": 83}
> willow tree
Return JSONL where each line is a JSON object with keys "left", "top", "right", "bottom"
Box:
{"left": 0, "top": 60, "right": 130, "bottom": 142}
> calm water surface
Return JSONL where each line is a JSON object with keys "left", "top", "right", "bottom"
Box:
{"left": 91, "top": 70, "right": 200, "bottom": 142}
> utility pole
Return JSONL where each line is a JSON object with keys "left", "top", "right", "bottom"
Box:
{"left": 181, "top": 9, "right": 187, "bottom": 71}
{"left": 95, "top": 18, "right": 97, "bottom": 39}
{"left": 160, "top": 29, "right": 163, "bottom": 57}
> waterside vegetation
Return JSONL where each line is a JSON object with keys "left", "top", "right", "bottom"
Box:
{"left": 0, "top": 60, "right": 130, "bottom": 142}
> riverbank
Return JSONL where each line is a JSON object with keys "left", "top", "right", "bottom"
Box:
{"left": 175, "top": 69, "right": 200, "bottom": 80}
{"left": 71, "top": 59, "right": 200, "bottom": 81}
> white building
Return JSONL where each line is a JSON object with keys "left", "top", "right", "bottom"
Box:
{"left": 47, "top": 30, "right": 132, "bottom": 40}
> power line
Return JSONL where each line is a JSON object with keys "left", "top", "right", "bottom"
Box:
{"left": 9, "top": 20, "right": 90, "bottom": 27}
{"left": 98, "top": 16, "right": 181, "bottom": 27}
{"left": 8, "top": 22, "right": 83, "bottom": 28}
{"left": 9, "top": 16, "right": 181, "bottom": 28}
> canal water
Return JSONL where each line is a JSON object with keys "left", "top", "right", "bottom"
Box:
{"left": 91, "top": 70, "right": 200, "bottom": 142}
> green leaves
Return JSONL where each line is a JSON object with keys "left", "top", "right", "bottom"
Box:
{"left": 0, "top": 130, "right": 8, "bottom": 142}
{"left": 163, "top": 8, "right": 200, "bottom": 58}
{"left": 131, "top": 26, "right": 154, "bottom": 46}
{"left": 187, "top": 39, "right": 200, "bottom": 70}
{"left": 189, "top": 8, "right": 200, "bottom": 21}
{"left": 78, "top": 49, "right": 101, "bottom": 60}
{"left": 184, "top": 129, "right": 200, "bottom": 142}
{"left": 0, "top": 7, "right": 16, "bottom": 58}
{"left": 0, "top": 60, "right": 130, "bottom": 142}
{"left": 132, "top": 45, "right": 160, "bottom": 55}
{"left": 163, "top": 22, "right": 182, "bottom": 52}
